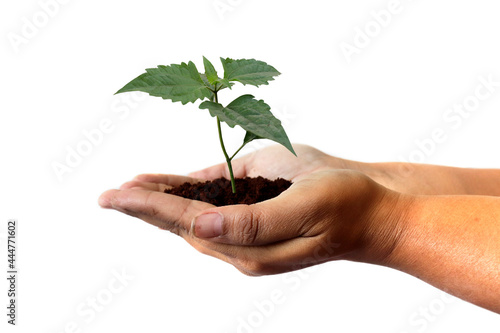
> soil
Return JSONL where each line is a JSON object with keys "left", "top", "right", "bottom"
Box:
{"left": 164, "top": 176, "right": 292, "bottom": 206}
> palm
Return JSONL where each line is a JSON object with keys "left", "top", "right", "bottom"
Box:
{"left": 190, "top": 144, "right": 336, "bottom": 182}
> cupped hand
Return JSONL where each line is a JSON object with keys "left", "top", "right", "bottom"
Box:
{"left": 99, "top": 158, "right": 407, "bottom": 276}
{"left": 188, "top": 144, "right": 352, "bottom": 182}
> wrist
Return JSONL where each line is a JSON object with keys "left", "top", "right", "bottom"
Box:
{"left": 323, "top": 155, "right": 398, "bottom": 192}
{"left": 350, "top": 186, "right": 416, "bottom": 266}
{"left": 352, "top": 161, "right": 471, "bottom": 196}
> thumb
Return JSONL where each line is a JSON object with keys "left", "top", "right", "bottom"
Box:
{"left": 191, "top": 196, "right": 307, "bottom": 246}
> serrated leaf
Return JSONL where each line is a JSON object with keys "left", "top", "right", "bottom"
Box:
{"left": 203, "top": 56, "right": 219, "bottom": 85}
{"left": 199, "top": 95, "right": 295, "bottom": 155}
{"left": 221, "top": 58, "right": 281, "bottom": 87}
{"left": 200, "top": 73, "right": 213, "bottom": 88}
{"left": 216, "top": 78, "right": 234, "bottom": 90}
{"left": 200, "top": 74, "right": 215, "bottom": 100}
{"left": 115, "top": 61, "right": 211, "bottom": 105}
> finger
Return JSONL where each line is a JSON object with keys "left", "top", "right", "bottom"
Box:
{"left": 133, "top": 174, "right": 201, "bottom": 187}
{"left": 98, "top": 187, "right": 245, "bottom": 268}
{"left": 180, "top": 235, "right": 237, "bottom": 266}
{"left": 181, "top": 236, "right": 279, "bottom": 276}
{"left": 180, "top": 235, "right": 285, "bottom": 276}
{"left": 195, "top": 234, "right": 337, "bottom": 276}
{"left": 119, "top": 180, "right": 171, "bottom": 192}
{"left": 188, "top": 157, "right": 249, "bottom": 180}
{"left": 190, "top": 182, "right": 320, "bottom": 246}
{"left": 98, "top": 189, "right": 214, "bottom": 231}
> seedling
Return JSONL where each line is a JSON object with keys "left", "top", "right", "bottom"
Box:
{"left": 116, "top": 57, "right": 296, "bottom": 193}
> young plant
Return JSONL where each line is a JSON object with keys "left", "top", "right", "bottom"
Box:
{"left": 116, "top": 57, "right": 296, "bottom": 193}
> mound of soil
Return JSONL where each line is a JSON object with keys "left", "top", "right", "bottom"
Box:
{"left": 164, "top": 176, "right": 292, "bottom": 206}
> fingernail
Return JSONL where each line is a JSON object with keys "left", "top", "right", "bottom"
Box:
{"left": 193, "top": 213, "right": 223, "bottom": 238}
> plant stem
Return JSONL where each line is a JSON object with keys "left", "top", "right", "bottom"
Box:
{"left": 230, "top": 142, "right": 247, "bottom": 161}
{"left": 217, "top": 117, "right": 236, "bottom": 193}
{"left": 213, "top": 88, "right": 237, "bottom": 193}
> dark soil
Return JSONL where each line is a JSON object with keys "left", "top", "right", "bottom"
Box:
{"left": 164, "top": 177, "right": 292, "bottom": 206}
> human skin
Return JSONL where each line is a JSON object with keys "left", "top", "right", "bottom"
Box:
{"left": 98, "top": 144, "right": 500, "bottom": 313}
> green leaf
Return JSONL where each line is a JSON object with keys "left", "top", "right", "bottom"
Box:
{"left": 200, "top": 73, "right": 213, "bottom": 88}
{"left": 200, "top": 74, "right": 215, "bottom": 100}
{"left": 216, "top": 78, "right": 234, "bottom": 90}
{"left": 203, "top": 56, "right": 219, "bottom": 85}
{"left": 221, "top": 58, "right": 281, "bottom": 87}
{"left": 243, "top": 131, "right": 262, "bottom": 145}
{"left": 199, "top": 95, "right": 295, "bottom": 156}
{"left": 115, "top": 61, "right": 211, "bottom": 105}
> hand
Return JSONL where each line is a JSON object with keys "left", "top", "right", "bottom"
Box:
{"left": 188, "top": 143, "right": 349, "bottom": 182}
{"left": 99, "top": 159, "right": 407, "bottom": 276}
{"left": 188, "top": 143, "right": 466, "bottom": 196}
{"left": 98, "top": 144, "right": 500, "bottom": 312}
{"left": 186, "top": 169, "right": 405, "bottom": 275}
{"left": 227, "top": 144, "right": 500, "bottom": 197}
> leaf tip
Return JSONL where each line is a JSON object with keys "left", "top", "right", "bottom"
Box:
{"left": 114, "top": 87, "right": 126, "bottom": 95}
{"left": 285, "top": 143, "right": 297, "bottom": 157}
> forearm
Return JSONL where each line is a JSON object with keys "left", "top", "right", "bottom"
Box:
{"left": 340, "top": 157, "right": 500, "bottom": 196}
{"left": 385, "top": 194, "right": 500, "bottom": 313}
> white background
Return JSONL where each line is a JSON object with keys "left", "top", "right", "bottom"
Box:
{"left": 1, "top": 0, "right": 500, "bottom": 332}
